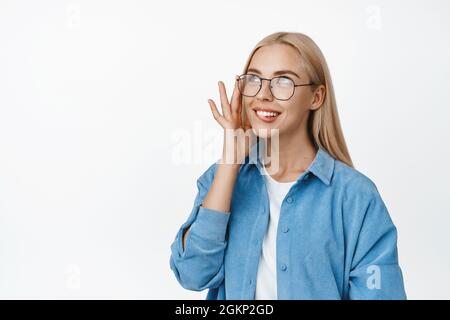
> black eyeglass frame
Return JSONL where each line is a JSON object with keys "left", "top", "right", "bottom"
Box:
{"left": 236, "top": 73, "right": 316, "bottom": 101}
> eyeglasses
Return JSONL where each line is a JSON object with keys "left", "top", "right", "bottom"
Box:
{"left": 237, "top": 74, "right": 315, "bottom": 101}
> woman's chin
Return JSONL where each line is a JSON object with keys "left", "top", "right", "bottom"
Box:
{"left": 251, "top": 125, "right": 281, "bottom": 139}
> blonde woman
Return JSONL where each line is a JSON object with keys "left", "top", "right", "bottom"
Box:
{"left": 169, "top": 32, "right": 406, "bottom": 300}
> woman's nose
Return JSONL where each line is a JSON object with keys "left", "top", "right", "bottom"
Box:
{"left": 255, "top": 79, "right": 274, "bottom": 101}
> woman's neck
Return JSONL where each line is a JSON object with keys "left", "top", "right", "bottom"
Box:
{"left": 263, "top": 128, "right": 317, "bottom": 182}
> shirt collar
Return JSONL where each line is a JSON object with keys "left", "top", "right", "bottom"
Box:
{"left": 247, "top": 138, "right": 335, "bottom": 186}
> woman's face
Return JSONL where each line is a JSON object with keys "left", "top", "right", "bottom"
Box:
{"left": 243, "top": 43, "right": 321, "bottom": 139}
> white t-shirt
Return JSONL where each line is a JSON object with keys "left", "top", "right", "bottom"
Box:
{"left": 254, "top": 165, "right": 298, "bottom": 300}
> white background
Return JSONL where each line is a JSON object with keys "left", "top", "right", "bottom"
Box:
{"left": 0, "top": 0, "right": 449, "bottom": 299}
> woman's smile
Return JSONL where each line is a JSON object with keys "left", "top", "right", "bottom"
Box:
{"left": 252, "top": 107, "right": 283, "bottom": 123}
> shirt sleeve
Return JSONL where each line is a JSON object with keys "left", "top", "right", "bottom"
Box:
{"left": 169, "top": 162, "right": 231, "bottom": 291}
{"left": 345, "top": 177, "right": 407, "bottom": 300}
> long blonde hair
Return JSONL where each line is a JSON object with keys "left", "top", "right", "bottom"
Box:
{"left": 241, "top": 32, "right": 354, "bottom": 168}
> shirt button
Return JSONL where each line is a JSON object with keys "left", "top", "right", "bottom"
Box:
{"left": 281, "top": 264, "right": 287, "bottom": 271}
{"left": 282, "top": 226, "right": 289, "bottom": 233}
{"left": 249, "top": 279, "right": 253, "bottom": 285}
{"left": 286, "top": 197, "right": 293, "bottom": 204}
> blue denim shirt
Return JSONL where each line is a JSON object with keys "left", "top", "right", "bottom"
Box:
{"left": 169, "top": 140, "right": 407, "bottom": 299}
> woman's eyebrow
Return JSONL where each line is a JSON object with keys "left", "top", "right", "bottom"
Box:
{"left": 247, "top": 68, "right": 301, "bottom": 78}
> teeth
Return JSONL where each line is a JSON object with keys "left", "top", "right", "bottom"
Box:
{"left": 256, "top": 110, "right": 280, "bottom": 117}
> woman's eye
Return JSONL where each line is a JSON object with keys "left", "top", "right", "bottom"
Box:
{"left": 275, "top": 77, "right": 293, "bottom": 86}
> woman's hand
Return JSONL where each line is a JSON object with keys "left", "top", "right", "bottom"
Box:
{"left": 208, "top": 76, "right": 255, "bottom": 165}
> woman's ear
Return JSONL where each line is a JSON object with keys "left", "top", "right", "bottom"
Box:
{"left": 311, "top": 84, "right": 326, "bottom": 110}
